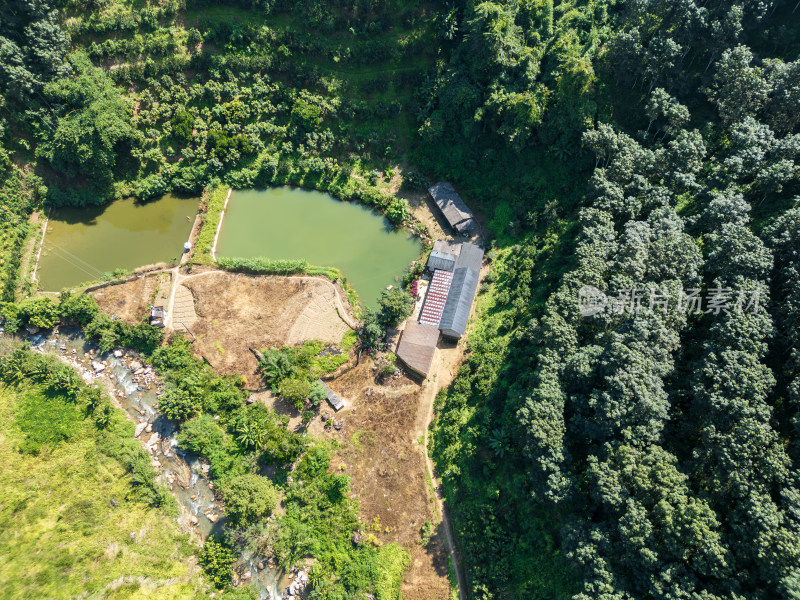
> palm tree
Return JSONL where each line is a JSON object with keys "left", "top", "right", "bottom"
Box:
{"left": 235, "top": 422, "right": 264, "bottom": 451}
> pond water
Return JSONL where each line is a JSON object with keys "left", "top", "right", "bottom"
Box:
{"left": 37, "top": 194, "right": 199, "bottom": 291}
{"left": 216, "top": 188, "right": 420, "bottom": 308}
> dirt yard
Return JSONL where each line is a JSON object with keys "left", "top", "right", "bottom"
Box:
{"left": 91, "top": 273, "right": 165, "bottom": 322}
{"left": 91, "top": 270, "right": 352, "bottom": 388}
{"left": 182, "top": 271, "right": 350, "bottom": 386}
{"left": 307, "top": 360, "right": 453, "bottom": 600}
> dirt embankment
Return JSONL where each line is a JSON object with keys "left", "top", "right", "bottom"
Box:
{"left": 91, "top": 274, "right": 162, "bottom": 322}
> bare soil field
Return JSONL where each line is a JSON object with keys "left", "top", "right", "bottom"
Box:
{"left": 91, "top": 273, "right": 163, "bottom": 322}
{"left": 308, "top": 361, "right": 452, "bottom": 600}
{"left": 91, "top": 270, "right": 352, "bottom": 388}
{"left": 182, "top": 272, "right": 349, "bottom": 387}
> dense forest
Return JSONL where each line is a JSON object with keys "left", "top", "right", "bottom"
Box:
{"left": 1, "top": 0, "right": 799, "bottom": 598}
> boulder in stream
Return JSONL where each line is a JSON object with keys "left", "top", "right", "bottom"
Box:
{"left": 92, "top": 361, "right": 106, "bottom": 372}
{"left": 172, "top": 463, "right": 192, "bottom": 489}
{"left": 130, "top": 360, "right": 143, "bottom": 371}
{"left": 134, "top": 422, "right": 147, "bottom": 438}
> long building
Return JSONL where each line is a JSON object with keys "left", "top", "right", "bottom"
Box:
{"left": 396, "top": 241, "right": 484, "bottom": 377}
{"left": 428, "top": 182, "right": 476, "bottom": 234}
{"left": 438, "top": 243, "right": 483, "bottom": 339}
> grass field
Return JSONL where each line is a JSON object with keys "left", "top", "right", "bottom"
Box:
{"left": 0, "top": 384, "right": 209, "bottom": 600}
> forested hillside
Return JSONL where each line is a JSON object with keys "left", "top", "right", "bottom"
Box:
{"left": 1, "top": 0, "right": 799, "bottom": 599}
{"left": 427, "top": 1, "right": 800, "bottom": 599}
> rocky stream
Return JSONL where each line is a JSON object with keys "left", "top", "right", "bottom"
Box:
{"left": 26, "top": 328, "right": 311, "bottom": 600}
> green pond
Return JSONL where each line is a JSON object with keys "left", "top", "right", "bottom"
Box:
{"left": 37, "top": 194, "right": 199, "bottom": 291}
{"left": 216, "top": 188, "right": 420, "bottom": 308}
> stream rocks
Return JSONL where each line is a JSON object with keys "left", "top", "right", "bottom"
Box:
{"left": 29, "top": 331, "right": 281, "bottom": 599}
{"left": 284, "top": 569, "right": 309, "bottom": 598}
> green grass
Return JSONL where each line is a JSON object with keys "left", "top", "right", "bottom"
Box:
{"left": 0, "top": 385, "right": 209, "bottom": 599}
{"left": 192, "top": 185, "right": 229, "bottom": 265}
{"left": 340, "top": 329, "right": 357, "bottom": 351}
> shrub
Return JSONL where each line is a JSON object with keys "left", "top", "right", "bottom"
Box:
{"left": 158, "top": 387, "right": 201, "bottom": 421}
{"left": 291, "top": 99, "right": 322, "bottom": 132}
{"left": 309, "top": 381, "right": 327, "bottom": 406}
{"left": 280, "top": 377, "right": 311, "bottom": 409}
{"left": 18, "top": 296, "right": 58, "bottom": 329}
{"left": 200, "top": 537, "right": 237, "bottom": 588}
{"left": 178, "top": 414, "right": 225, "bottom": 456}
{"left": 385, "top": 198, "right": 409, "bottom": 223}
{"left": 58, "top": 291, "right": 99, "bottom": 325}
{"left": 218, "top": 256, "right": 309, "bottom": 275}
{"left": 359, "top": 310, "right": 385, "bottom": 351}
{"left": 0, "top": 302, "right": 21, "bottom": 333}
{"left": 170, "top": 110, "right": 193, "bottom": 144}
{"left": 222, "top": 473, "right": 278, "bottom": 528}
{"left": 259, "top": 347, "right": 297, "bottom": 384}
{"left": 377, "top": 288, "right": 413, "bottom": 328}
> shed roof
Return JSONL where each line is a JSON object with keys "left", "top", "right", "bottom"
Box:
{"left": 427, "top": 249, "right": 457, "bottom": 272}
{"left": 432, "top": 240, "right": 462, "bottom": 255}
{"left": 454, "top": 243, "right": 483, "bottom": 271}
{"left": 395, "top": 321, "right": 440, "bottom": 377}
{"left": 438, "top": 244, "right": 483, "bottom": 339}
{"left": 318, "top": 379, "right": 344, "bottom": 411}
{"left": 428, "top": 182, "right": 476, "bottom": 233}
{"left": 419, "top": 269, "right": 453, "bottom": 328}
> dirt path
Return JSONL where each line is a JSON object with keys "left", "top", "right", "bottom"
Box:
{"left": 415, "top": 345, "right": 467, "bottom": 600}
{"left": 20, "top": 210, "right": 45, "bottom": 294}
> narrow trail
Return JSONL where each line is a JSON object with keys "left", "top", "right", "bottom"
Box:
{"left": 412, "top": 227, "right": 484, "bottom": 600}
{"left": 417, "top": 349, "right": 467, "bottom": 600}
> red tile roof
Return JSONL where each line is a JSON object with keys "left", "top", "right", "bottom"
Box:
{"left": 419, "top": 269, "right": 453, "bottom": 328}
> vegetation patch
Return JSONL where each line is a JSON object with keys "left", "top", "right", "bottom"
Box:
{"left": 0, "top": 349, "right": 207, "bottom": 599}
{"left": 193, "top": 185, "right": 230, "bottom": 264}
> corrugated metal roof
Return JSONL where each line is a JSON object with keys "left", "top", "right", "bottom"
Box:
{"left": 427, "top": 250, "right": 457, "bottom": 272}
{"left": 432, "top": 240, "right": 462, "bottom": 255}
{"left": 455, "top": 243, "right": 483, "bottom": 271}
{"left": 419, "top": 269, "right": 453, "bottom": 327}
{"left": 396, "top": 321, "right": 440, "bottom": 377}
{"left": 438, "top": 244, "right": 483, "bottom": 338}
{"left": 318, "top": 379, "right": 344, "bottom": 411}
{"left": 428, "top": 182, "right": 476, "bottom": 233}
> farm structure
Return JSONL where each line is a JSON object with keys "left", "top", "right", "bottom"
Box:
{"left": 427, "top": 182, "right": 476, "bottom": 234}
{"left": 396, "top": 242, "right": 484, "bottom": 377}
